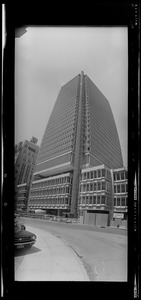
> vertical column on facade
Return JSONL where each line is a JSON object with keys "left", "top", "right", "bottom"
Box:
{"left": 71, "top": 71, "right": 84, "bottom": 217}
{"left": 108, "top": 169, "right": 115, "bottom": 225}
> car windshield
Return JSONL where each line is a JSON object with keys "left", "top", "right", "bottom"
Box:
{"left": 14, "top": 222, "right": 21, "bottom": 232}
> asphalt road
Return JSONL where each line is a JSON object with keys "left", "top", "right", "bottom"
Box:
{"left": 16, "top": 217, "right": 127, "bottom": 281}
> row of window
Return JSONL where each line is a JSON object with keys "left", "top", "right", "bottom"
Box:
{"left": 46, "top": 119, "right": 76, "bottom": 135}
{"left": 79, "top": 195, "right": 109, "bottom": 205}
{"left": 32, "top": 176, "right": 72, "bottom": 188}
{"left": 42, "top": 138, "right": 74, "bottom": 151}
{"left": 114, "top": 183, "right": 128, "bottom": 193}
{"left": 30, "top": 186, "right": 71, "bottom": 196}
{"left": 90, "top": 111, "right": 119, "bottom": 143}
{"left": 114, "top": 197, "right": 128, "bottom": 207}
{"left": 43, "top": 133, "right": 75, "bottom": 146}
{"left": 18, "top": 192, "right": 27, "bottom": 197}
{"left": 43, "top": 128, "right": 75, "bottom": 145}
{"left": 39, "top": 146, "right": 73, "bottom": 159}
{"left": 29, "top": 198, "right": 70, "bottom": 205}
{"left": 17, "top": 187, "right": 27, "bottom": 192}
{"left": 90, "top": 116, "right": 120, "bottom": 157}
{"left": 80, "top": 181, "right": 111, "bottom": 192}
{"left": 113, "top": 172, "right": 127, "bottom": 181}
{"left": 81, "top": 168, "right": 111, "bottom": 180}
{"left": 22, "top": 149, "right": 37, "bottom": 156}
{"left": 17, "top": 202, "right": 25, "bottom": 205}
{"left": 17, "top": 162, "right": 34, "bottom": 185}
{"left": 17, "top": 197, "right": 26, "bottom": 202}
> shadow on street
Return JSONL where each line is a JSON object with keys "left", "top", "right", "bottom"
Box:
{"left": 14, "top": 245, "right": 41, "bottom": 257}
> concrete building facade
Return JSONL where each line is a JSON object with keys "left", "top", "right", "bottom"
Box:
{"left": 15, "top": 138, "right": 39, "bottom": 211}
{"left": 28, "top": 72, "right": 127, "bottom": 226}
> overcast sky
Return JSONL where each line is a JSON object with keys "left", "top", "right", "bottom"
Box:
{"left": 15, "top": 26, "right": 128, "bottom": 167}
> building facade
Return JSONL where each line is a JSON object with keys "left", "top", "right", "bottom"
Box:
{"left": 112, "top": 168, "right": 128, "bottom": 227}
{"left": 15, "top": 137, "right": 39, "bottom": 211}
{"left": 78, "top": 165, "right": 128, "bottom": 227}
{"left": 79, "top": 165, "right": 113, "bottom": 226}
{"left": 28, "top": 72, "right": 127, "bottom": 226}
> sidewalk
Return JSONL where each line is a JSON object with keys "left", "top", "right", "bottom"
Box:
{"left": 109, "top": 225, "right": 127, "bottom": 230}
{"left": 15, "top": 226, "right": 89, "bottom": 281}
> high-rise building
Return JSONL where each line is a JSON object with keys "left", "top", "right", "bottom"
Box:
{"left": 15, "top": 138, "right": 39, "bottom": 211}
{"left": 29, "top": 72, "right": 127, "bottom": 226}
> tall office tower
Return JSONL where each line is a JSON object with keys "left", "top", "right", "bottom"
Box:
{"left": 30, "top": 72, "right": 123, "bottom": 217}
{"left": 15, "top": 137, "right": 39, "bottom": 211}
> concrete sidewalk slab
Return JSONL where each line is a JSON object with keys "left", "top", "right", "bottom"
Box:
{"left": 15, "top": 226, "right": 89, "bottom": 281}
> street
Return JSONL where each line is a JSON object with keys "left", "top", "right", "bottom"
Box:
{"left": 15, "top": 217, "right": 127, "bottom": 281}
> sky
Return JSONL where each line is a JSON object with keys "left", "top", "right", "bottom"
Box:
{"left": 15, "top": 26, "right": 128, "bottom": 167}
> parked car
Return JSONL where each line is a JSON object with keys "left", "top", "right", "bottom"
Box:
{"left": 14, "top": 220, "right": 36, "bottom": 249}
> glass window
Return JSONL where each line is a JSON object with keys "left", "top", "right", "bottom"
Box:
{"left": 89, "top": 196, "right": 92, "bottom": 204}
{"left": 114, "top": 185, "right": 116, "bottom": 193}
{"left": 94, "top": 182, "right": 97, "bottom": 191}
{"left": 114, "top": 198, "right": 116, "bottom": 206}
{"left": 102, "top": 169, "right": 105, "bottom": 177}
{"left": 98, "top": 170, "right": 101, "bottom": 177}
{"left": 90, "top": 171, "right": 93, "bottom": 179}
{"left": 121, "top": 172, "right": 125, "bottom": 180}
{"left": 87, "top": 184, "right": 89, "bottom": 192}
{"left": 65, "top": 198, "right": 68, "bottom": 205}
{"left": 82, "top": 196, "right": 85, "bottom": 204}
{"left": 90, "top": 183, "right": 93, "bottom": 191}
{"left": 121, "top": 197, "right": 125, "bottom": 206}
{"left": 117, "top": 185, "right": 120, "bottom": 193}
{"left": 93, "top": 196, "right": 96, "bottom": 204}
{"left": 86, "top": 196, "right": 89, "bottom": 204}
{"left": 94, "top": 171, "right": 97, "bottom": 178}
{"left": 114, "top": 173, "right": 116, "bottom": 181}
{"left": 102, "top": 181, "right": 105, "bottom": 190}
{"left": 87, "top": 172, "right": 89, "bottom": 179}
{"left": 83, "top": 184, "right": 86, "bottom": 192}
{"left": 98, "top": 182, "right": 101, "bottom": 190}
{"left": 101, "top": 195, "right": 105, "bottom": 204}
{"left": 97, "top": 195, "right": 100, "bottom": 204}
{"left": 117, "top": 173, "right": 120, "bottom": 181}
{"left": 121, "top": 184, "right": 125, "bottom": 193}
{"left": 117, "top": 198, "right": 120, "bottom": 206}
